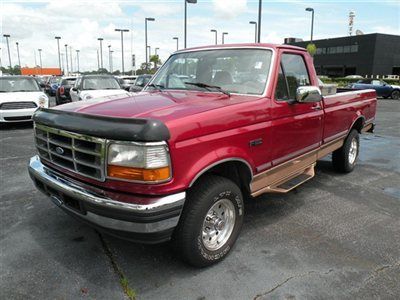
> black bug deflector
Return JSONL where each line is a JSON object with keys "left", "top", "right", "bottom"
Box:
{"left": 33, "top": 108, "right": 170, "bottom": 142}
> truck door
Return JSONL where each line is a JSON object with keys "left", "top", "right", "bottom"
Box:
{"left": 270, "top": 51, "right": 324, "bottom": 166}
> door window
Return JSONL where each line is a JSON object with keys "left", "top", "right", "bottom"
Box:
{"left": 275, "top": 53, "right": 311, "bottom": 101}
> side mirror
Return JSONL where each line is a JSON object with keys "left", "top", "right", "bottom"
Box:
{"left": 71, "top": 87, "right": 77, "bottom": 92}
{"left": 39, "top": 83, "right": 45, "bottom": 88}
{"left": 296, "top": 86, "right": 322, "bottom": 103}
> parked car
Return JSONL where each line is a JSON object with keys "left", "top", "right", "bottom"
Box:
{"left": 0, "top": 76, "right": 49, "bottom": 123}
{"left": 118, "top": 75, "right": 138, "bottom": 91}
{"left": 29, "top": 44, "right": 376, "bottom": 267}
{"left": 345, "top": 75, "right": 364, "bottom": 79}
{"left": 44, "top": 76, "right": 61, "bottom": 96}
{"left": 55, "top": 77, "right": 77, "bottom": 105}
{"left": 69, "top": 75, "right": 130, "bottom": 101}
{"left": 350, "top": 79, "right": 400, "bottom": 100}
{"left": 129, "top": 74, "right": 152, "bottom": 92}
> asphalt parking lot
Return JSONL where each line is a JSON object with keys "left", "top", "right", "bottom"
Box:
{"left": 1, "top": 99, "right": 399, "bottom": 299}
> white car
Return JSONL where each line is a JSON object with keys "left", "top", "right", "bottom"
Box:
{"left": 0, "top": 76, "right": 49, "bottom": 123}
{"left": 70, "top": 75, "right": 130, "bottom": 102}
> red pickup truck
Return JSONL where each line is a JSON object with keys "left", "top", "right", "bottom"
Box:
{"left": 28, "top": 44, "right": 376, "bottom": 267}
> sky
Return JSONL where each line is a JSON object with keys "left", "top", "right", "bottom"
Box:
{"left": 1, "top": 0, "right": 399, "bottom": 72}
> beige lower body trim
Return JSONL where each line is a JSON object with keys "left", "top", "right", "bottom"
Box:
{"left": 250, "top": 136, "right": 345, "bottom": 196}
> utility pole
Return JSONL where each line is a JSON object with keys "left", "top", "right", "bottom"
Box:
{"left": 108, "top": 45, "right": 112, "bottom": 73}
{"left": 305, "top": 8, "right": 315, "bottom": 42}
{"left": 110, "top": 50, "right": 114, "bottom": 73}
{"left": 96, "top": 50, "right": 100, "bottom": 70}
{"left": 173, "top": 37, "right": 179, "bottom": 51}
{"left": 3, "top": 34, "right": 12, "bottom": 68}
{"left": 69, "top": 46, "right": 73, "bottom": 73}
{"left": 55, "top": 37, "right": 62, "bottom": 72}
{"left": 64, "top": 44, "right": 69, "bottom": 75}
{"left": 38, "top": 49, "right": 43, "bottom": 73}
{"left": 98, "top": 38, "right": 104, "bottom": 69}
{"left": 249, "top": 21, "right": 257, "bottom": 43}
{"left": 16, "top": 42, "right": 21, "bottom": 67}
{"left": 145, "top": 18, "right": 155, "bottom": 70}
{"left": 257, "top": 0, "right": 262, "bottom": 43}
{"left": 184, "top": 0, "right": 197, "bottom": 48}
{"left": 210, "top": 29, "right": 217, "bottom": 45}
{"left": 76, "top": 50, "right": 80, "bottom": 73}
{"left": 115, "top": 28, "right": 130, "bottom": 74}
{"left": 222, "top": 32, "right": 228, "bottom": 44}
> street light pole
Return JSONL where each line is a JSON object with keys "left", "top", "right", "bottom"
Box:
{"left": 3, "top": 34, "right": 12, "bottom": 68}
{"left": 305, "top": 7, "right": 314, "bottom": 42}
{"left": 257, "top": 0, "right": 262, "bottom": 43}
{"left": 184, "top": 0, "right": 197, "bottom": 48}
{"left": 55, "top": 36, "right": 62, "bottom": 72}
{"left": 76, "top": 50, "right": 80, "bottom": 73}
{"left": 38, "top": 48, "right": 43, "bottom": 72}
{"left": 173, "top": 37, "right": 179, "bottom": 51}
{"left": 222, "top": 32, "right": 228, "bottom": 44}
{"left": 155, "top": 47, "right": 159, "bottom": 56}
{"left": 98, "top": 38, "right": 104, "bottom": 69}
{"left": 110, "top": 50, "right": 114, "bottom": 73}
{"left": 108, "top": 45, "right": 111, "bottom": 73}
{"left": 16, "top": 42, "right": 21, "bottom": 67}
{"left": 69, "top": 46, "right": 73, "bottom": 73}
{"left": 145, "top": 17, "right": 155, "bottom": 70}
{"left": 64, "top": 44, "right": 69, "bottom": 75}
{"left": 115, "top": 28, "right": 130, "bottom": 75}
{"left": 210, "top": 29, "right": 217, "bottom": 45}
{"left": 249, "top": 21, "right": 258, "bottom": 43}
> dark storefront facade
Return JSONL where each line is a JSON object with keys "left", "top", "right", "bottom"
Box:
{"left": 287, "top": 33, "right": 400, "bottom": 77}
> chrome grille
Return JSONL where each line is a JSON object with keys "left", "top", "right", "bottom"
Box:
{"left": 34, "top": 124, "right": 105, "bottom": 181}
{"left": 0, "top": 102, "right": 37, "bottom": 110}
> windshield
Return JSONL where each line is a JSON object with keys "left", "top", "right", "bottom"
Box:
{"left": 82, "top": 77, "right": 120, "bottom": 90}
{"left": 62, "top": 78, "right": 76, "bottom": 85}
{"left": 0, "top": 77, "right": 41, "bottom": 92}
{"left": 150, "top": 48, "right": 273, "bottom": 95}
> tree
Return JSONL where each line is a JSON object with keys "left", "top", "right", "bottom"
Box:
{"left": 149, "top": 55, "right": 162, "bottom": 70}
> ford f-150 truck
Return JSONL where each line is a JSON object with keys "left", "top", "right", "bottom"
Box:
{"left": 28, "top": 44, "right": 376, "bottom": 267}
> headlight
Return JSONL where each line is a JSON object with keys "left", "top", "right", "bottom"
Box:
{"left": 107, "top": 142, "right": 171, "bottom": 182}
{"left": 38, "top": 95, "right": 48, "bottom": 108}
{"left": 83, "top": 94, "right": 93, "bottom": 100}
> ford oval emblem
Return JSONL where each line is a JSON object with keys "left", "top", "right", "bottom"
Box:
{"left": 55, "top": 146, "right": 65, "bottom": 155}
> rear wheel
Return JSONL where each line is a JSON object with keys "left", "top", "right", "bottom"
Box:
{"left": 174, "top": 174, "right": 244, "bottom": 267}
{"left": 391, "top": 90, "right": 400, "bottom": 100}
{"left": 332, "top": 129, "right": 360, "bottom": 173}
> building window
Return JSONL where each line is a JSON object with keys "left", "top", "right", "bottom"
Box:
{"left": 336, "top": 46, "right": 344, "bottom": 53}
{"left": 343, "top": 45, "right": 351, "bottom": 53}
{"left": 350, "top": 45, "right": 358, "bottom": 53}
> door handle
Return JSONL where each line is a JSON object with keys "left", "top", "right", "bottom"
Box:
{"left": 311, "top": 105, "right": 322, "bottom": 111}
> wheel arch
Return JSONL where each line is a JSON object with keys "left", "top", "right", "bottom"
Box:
{"left": 350, "top": 115, "right": 365, "bottom": 133}
{"left": 188, "top": 158, "right": 253, "bottom": 196}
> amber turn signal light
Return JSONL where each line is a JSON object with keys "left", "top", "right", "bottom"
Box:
{"left": 107, "top": 165, "right": 170, "bottom": 182}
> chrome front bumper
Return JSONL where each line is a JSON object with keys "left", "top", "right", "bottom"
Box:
{"left": 28, "top": 155, "right": 186, "bottom": 243}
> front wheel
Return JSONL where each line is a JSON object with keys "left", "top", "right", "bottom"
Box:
{"left": 391, "top": 90, "right": 400, "bottom": 100}
{"left": 173, "top": 175, "right": 244, "bottom": 267}
{"left": 332, "top": 129, "right": 360, "bottom": 173}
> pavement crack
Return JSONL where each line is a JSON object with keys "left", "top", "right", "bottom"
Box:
{"left": 364, "top": 261, "right": 400, "bottom": 283}
{"left": 253, "top": 269, "right": 334, "bottom": 300}
{"left": 97, "top": 231, "right": 136, "bottom": 300}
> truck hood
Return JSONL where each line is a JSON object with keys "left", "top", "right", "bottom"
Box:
{"left": 0, "top": 91, "right": 47, "bottom": 104}
{"left": 56, "top": 90, "right": 259, "bottom": 123}
{"left": 80, "top": 89, "right": 131, "bottom": 99}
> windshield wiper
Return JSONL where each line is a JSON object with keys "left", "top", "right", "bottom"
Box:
{"left": 184, "top": 82, "right": 230, "bottom": 96}
{"left": 147, "top": 83, "right": 164, "bottom": 92}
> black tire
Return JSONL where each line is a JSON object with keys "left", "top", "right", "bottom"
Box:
{"left": 391, "top": 90, "right": 400, "bottom": 100}
{"left": 173, "top": 174, "right": 244, "bottom": 267}
{"left": 332, "top": 129, "right": 360, "bottom": 173}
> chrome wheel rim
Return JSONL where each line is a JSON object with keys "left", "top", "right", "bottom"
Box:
{"left": 348, "top": 138, "right": 358, "bottom": 164}
{"left": 201, "top": 199, "right": 236, "bottom": 251}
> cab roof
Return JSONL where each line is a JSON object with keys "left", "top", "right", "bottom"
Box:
{"left": 177, "top": 43, "right": 307, "bottom": 53}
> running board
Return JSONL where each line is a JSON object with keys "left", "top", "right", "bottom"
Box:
{"left": 262, "top": 164, "right": 315, "bottom": 194}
